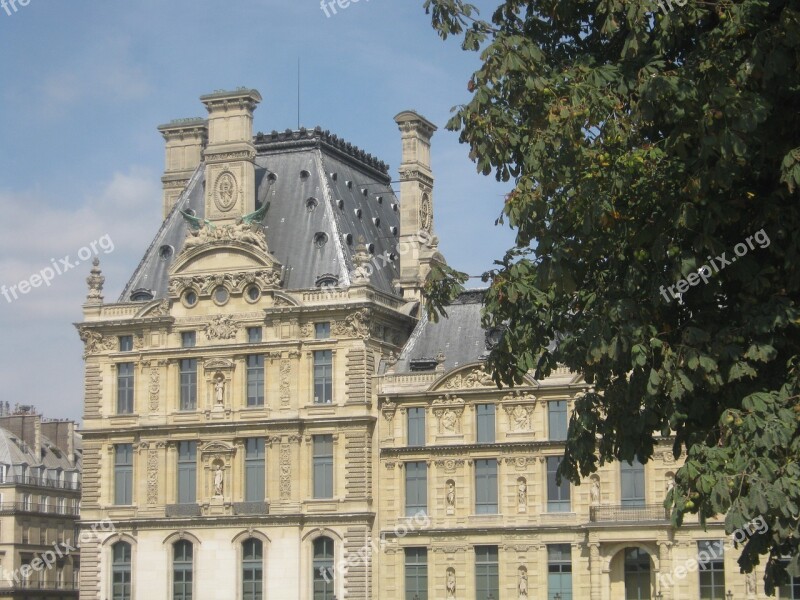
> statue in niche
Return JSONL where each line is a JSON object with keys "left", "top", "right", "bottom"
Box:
{"left": 446, "top": 569, "right": 456, "bottom": 599}
{"left": 446, "top": 481, "right": 456, "bottom": 508}
{"left": 518, "top": 479, "right": 528, "bottom": 508}
{"left": 746, "top": 571, "right": 756, "bottom": 595}
{"left": 591, "top": 477, "right": 601, "bottom": 506}
{"left": 214, "top": 374, "right": 225, "bottom": 405}
{"left": 666, "top": 472, "right": 675, "bottom": 495}
{"left": 213, "top": 464, "right": 224, "bottom": 496}
{"left": 518, "top": 569, "right": 528, "bottom": 599}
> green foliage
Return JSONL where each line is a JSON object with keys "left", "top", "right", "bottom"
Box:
{"left": 424, "top": 0, "right": 800, "bottom": 592}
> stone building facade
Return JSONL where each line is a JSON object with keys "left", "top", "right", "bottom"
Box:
{"left": 0, "top": 409, "right": 81, "bottom": 599}
{"left": 77, "top": 88, "right": 782, "bottom": 599}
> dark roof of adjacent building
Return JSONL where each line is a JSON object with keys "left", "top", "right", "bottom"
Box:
{"left": 120, "top": 127, "right": 401, "bottom": 301}
{"left": 393, "top": 289, "right": 490, "bottom": 374}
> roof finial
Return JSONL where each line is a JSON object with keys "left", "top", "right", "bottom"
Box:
{"left": 85, "top": 257, "right": 105, "bottom": 304}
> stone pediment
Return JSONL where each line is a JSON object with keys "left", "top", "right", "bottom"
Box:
{"left": 431, "top": 364, "right": 497, "bottom": 392}
{"left": 203, "top": 358, "right": 235, "bottom": 371}
{"left": 200, "top": 441, "right": 235, "bottom": 455}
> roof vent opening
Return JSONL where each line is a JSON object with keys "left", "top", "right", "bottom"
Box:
{"left": 337, "top": 199, "right": 345, "bottom": 210}
{"left": 330, "top": 172, "right": 338, "bottom": 181}
{"left": 267, "top": 173, "right": 278, "bottom": 184}
{"left": 367, "top": 243, "right": 375, "bottom": 254}
{"left": 306, "top": 197, "right": 319, "bottom": 212}
{"left": 391, "top": 203, "right": 399, "bottom": 212}
{"left": 372, "top": 217, "right": 381, "bottom": 227}
{"left": 343, "top": 233, "right": 353, "bottom": 245}
{"left": 300, "top": 169, "right": 310, "bottom": 180}
{"left": 354, "top": 208, "right": 362, "bottom": 218}
{"left": 159, "top": 245, "right": 174, "bottom": 261}
{"left": 184, "top": 208, "right": 197, "bottom": 217}
{"left": 410, "top": 358, "right": 438, "bottom": 372}
{"left": 313, "top": 232, "right": 329, "bottom": 248}
{"left": 389, "top": 252, "right": 398, "bottom": 261}
{"left": 390, "top": 226, "right": 398, "bottom": 235}
{"left": 130, "top": 289, "right": 154, "bottom": 302}
{"left": 346, "top": 180, "right": 353, "bottom": 189}
{"left": 376, "top": 195, "right": 383, "bottom": 204}
{"left": 361, "top": 188, "right": 369, "bottom": 197}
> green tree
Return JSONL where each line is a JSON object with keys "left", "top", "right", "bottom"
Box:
{"left": 423, "top": 0, "right": 800, "bottom": 591}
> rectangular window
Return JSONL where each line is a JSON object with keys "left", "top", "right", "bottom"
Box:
{"left": 179, "top": 359, "right": 197, "bottom": 411}
{"left": 117, "top": 363, "right": 135, "bottom": 414}
{"left": 405, "top": 548, "right": 428, "bottom": 600}
{"left": 475, "top": 459, "right": 498, "bottom": 514}
{"left": 621, "top": 459, "right": 646, "bottom": 507}
{"left": 313, "top": 350, "right": 333, "bottom": 404}
{"left": 177, "top": 441, "right": 197, "bottom": 504}
{"left": 246, "top": 355, "right": 265, "bottom": 407}
{"left": 313, "top": 435, "right": 334, "bottom": 499}
{"left": 247, "top": 327, "right": 263, "bottom": 343}
{"left": 548, "top": 400, "right": 568, "bottom": 441}
{"left": 547, "top": 544, "right": 573, "bottom": 600}
{"left": 181, "top": 331, "right": 196, "bottom": 348}
{"left": 778, "top": 561, "right": 800, "bottom": 599}
{"left": 114, "top": 444, "right": 133, "bottom": 505}
{"left": 405, "top": 461, "right": 428, "bottom": 516}
{"left": 245, "top": 438, "right": 266, "bottom": 502}
{"left": 547, "top": 456, "right": 571, "bottom": 512}
{"left": 315, "top": 322, "right": 331, "bottom": 339}
{"left": 118, "top": 335, "right": 133, "bottom": 352}
{"left": 475, "top": 546, "right": 499, "bottom": 600}
{"left": 698, "top": 540, "right": 725, "bottom": 600}
{"left": 476, "top": 404, "right": 496, "bottom": 443}
{"left": 407, "top": 407, "right": 426, "bottom": 447}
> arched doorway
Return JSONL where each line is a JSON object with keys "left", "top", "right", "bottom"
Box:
{"left": 624, "top": 547, "right": 652, "bottom": 600}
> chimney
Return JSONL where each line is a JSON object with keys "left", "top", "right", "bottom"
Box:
{"left": 199, "top": 88, "right": 262, "bottom": 225}
{"left": 157, "top": 118, "right": 208, "bottom": 219}
{"left": 394, "top": 111, "right": 439, "bottom": 302}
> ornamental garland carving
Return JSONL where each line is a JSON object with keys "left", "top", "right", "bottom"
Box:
{"left": 299, "top": 323, "right": 313, "bottom": 338}
{"left": 203, "top": 316, "right": 239, "bottom": 340}
{"left": 169, "top": 269, "right": 282, "bottom": 297}
{"left": 432, "top": 395, "right": 465, "bottom": 434}
{"left": 147, "top": 448, "right": 159, "bottom": 505}
{"left": 182, "top": 221, "right": 269, "bottom": 254}
{"left": 279, "top": 443, "right": 291, "bottom": 499}
{"left": 433, "top": 459, "right": 465, "bottom": 473}
{"left": 279, "top": 359, "right": 291, "bottom": 407}
{"left": 149, "top": 363, "right": 162, "bottom": 411}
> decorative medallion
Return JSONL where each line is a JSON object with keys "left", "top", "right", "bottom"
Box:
{"left": 204, "top": 315, "right": 238, "bottom": 340}
{"left": 214, "top": 171, "right": 238, "bottom": 213}
{"left": 420, "top": 194, "right": 433, "bottom": 232}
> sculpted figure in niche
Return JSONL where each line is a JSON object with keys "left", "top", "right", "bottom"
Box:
{"left": 214, "top": 375, "right": 225, "bottom": 405}
{"left": 518, "top": 569, "right": 528, "bottom": 599}
{"left": 446, "top": 569, "right": 456, "bottom": 599}
{"left": 518, "top": 479, "right": 527, "bottom": 506}
{"left": 214, "top": 465, "right": 224, "bottom": 496}
{"left": 446, "top": 481, "right": 456, "bottom": 508}
{"left": 590, "top": 477, "right": 601, "bottom": 506}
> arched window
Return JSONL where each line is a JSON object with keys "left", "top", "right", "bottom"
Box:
{"left": 112, "top": 541, "right": 132, "bottom": 600}
{"left": 313, "top": 537, "right": 335, "bottom": 600}
{"left": 624, "top": 547, "right": 652, "bottom": 600}
{"left": 173, "top": 540, "right": 193, "bottom": 600}
{"left": 242, "top": 538, "right": 263, "bottom": 600}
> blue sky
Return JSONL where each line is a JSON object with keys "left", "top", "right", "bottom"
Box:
{"left": 0, "top": 0, "right": 514, "bottom": 420}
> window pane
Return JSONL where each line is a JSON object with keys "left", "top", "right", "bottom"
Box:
{"left": 313, "top": 537, "right": 335, "bottom": 600}
{"left": 177, "top": 441, "right": 197, "bottom": 504}
{"left": 181, "top": 331, "right": 196, "bottom": 348}
{"left": 405, "top": 461, "right": 428, "bottom": 516}
{"left": 247, "top": 327, "right": 263, "bottom": 343}
{"left": 408, "top": 407, "right": 425, "bottom": 447}
{"left": 315, "top": 323, "right": 331, "bottom": 339}
{"left": 313, "top": 435, "right": 334, "bottom": 499}
{"left": 180, "top": 359, "right": 197, "bottom": 411}
{"left": 247, "top": 355, "right": 265, "bottom": 407}
{"left": 405, "top": 548, "right": 428, "bottom": 600}
{"left": 547, "top": 456, "right": 571, "bottom": 512}
{"left": 477, "top": 404, "right": 496, "bottom": 444}
{"left": 117, "top": 362, "right": 135, "bottom": 414}
{"left": 475, "top": 459, "right": 498, "bottom": 514}
{"left": 314, "top": 350, "right": 333, "bottom": 404}
{"left": 112, "top": 542, "right": 132, "bottom": 600}
{"left": 697, "top": 541, "right": 725, "bottom": 599}
{"left": 548, "top": 545, "right": 573, "bottom": 600}
{"left": 621, "top": 460, "right": 645, "bottom": 507}
{"left": 475, "top": 546, "right": 499, "bottom": 600}
{"left": 245, "top": 438, "right": 266, "bottom": 502}
{"left": 243, "top": 539, "right": 263, "bottom": 600}
{"left": 173, "top": 541, "right": 193, "bottom": 600}
{"left": 624, "top": 548, "right": 651, "bottom": 600}
{"left": 114, "top": 445, "right": 133, "bottom": 505}
{"left": 119, "top": 336, "right": 133, "bottom": 352}
{"left": 548, "top": 400, "right": 568, "bottom": 441}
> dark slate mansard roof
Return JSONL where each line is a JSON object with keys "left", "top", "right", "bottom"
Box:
{"left": 121, "top": 127, "right": 402, "bottom": 301}
{"left": 392, "top": 289, "right": 492, "bottom": 374}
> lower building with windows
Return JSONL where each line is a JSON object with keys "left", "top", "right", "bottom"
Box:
{"left": 0, "top": 408, "right": 81, "bottom": 599}
{"left": 374, "top": 290, "right": 785, "bottom": 600}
